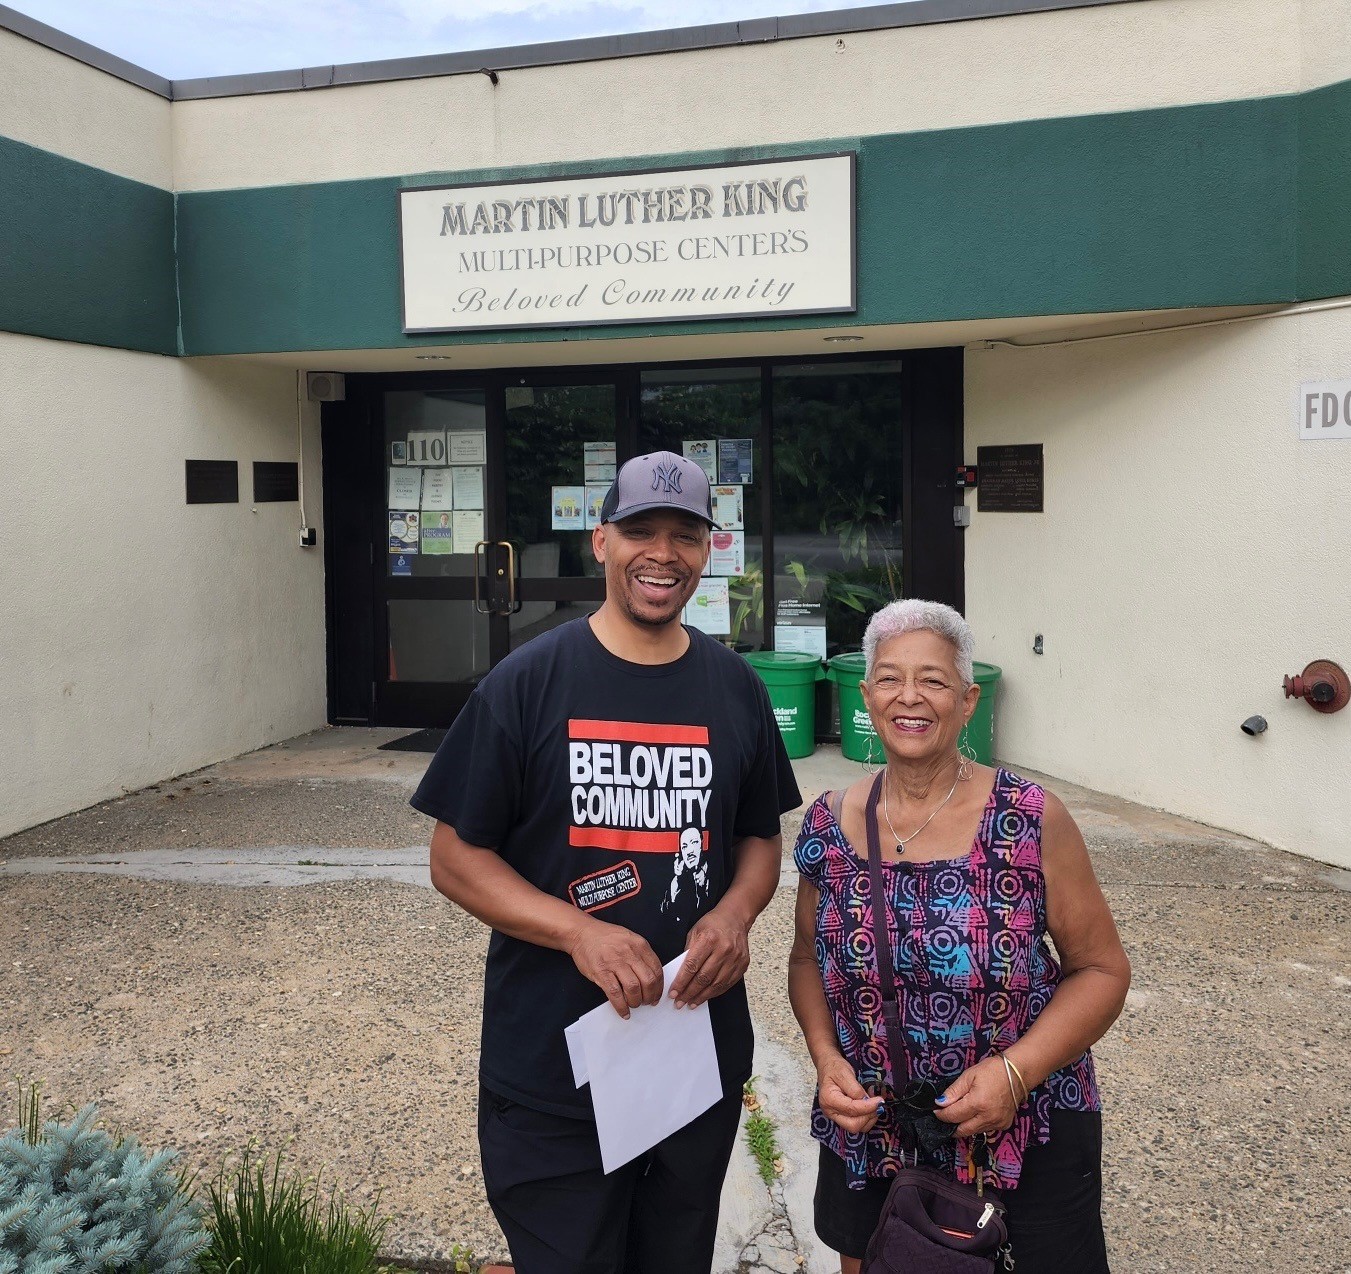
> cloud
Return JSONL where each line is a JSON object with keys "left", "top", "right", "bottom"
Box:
{"left": 8, "top": 0, "right": 894, "bottom": 77}
{"left": 392, "top": 0, "right": 843, "bottom": 30}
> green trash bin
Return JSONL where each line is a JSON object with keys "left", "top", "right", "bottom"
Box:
{"left": 744, "top": 652, "right": 823, "bottom": 759}
{"left": 963, "top": 662, "right": 1002, "bottom": 766}
{"left": 827, "top": 654, "right": 1003, "bottom": 765}
{"left": 826, "top": 653, "right": 875, "bottom": 762}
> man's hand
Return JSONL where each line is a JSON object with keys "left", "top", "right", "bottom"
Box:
{"left": 667, "top": 907, "right": 750, "bottom": 1009}
{"left": 567, "top": 916, "right": 665, "bottom": 1020}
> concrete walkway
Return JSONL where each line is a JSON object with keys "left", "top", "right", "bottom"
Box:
{"left": 2, "top": 728, "right": 1348, "bottom": 1272}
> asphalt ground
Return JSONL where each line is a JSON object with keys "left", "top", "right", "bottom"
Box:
{"left": 2, "top": 728, "right": 1348, "bottom": 1271}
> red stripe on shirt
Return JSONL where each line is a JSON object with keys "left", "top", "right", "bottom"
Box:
{"left": 567, "top": 720, "right": 709, "bottom": 745}
{"left": 569, "top": 827, "right": 710, "bottom": 854}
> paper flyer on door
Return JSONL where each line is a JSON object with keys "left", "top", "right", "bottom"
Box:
{"left": 451, "top": 509, "right": 484, "bottom": 554}
{"left": 451, "top": 466, "right": 485, "bottom": 509}
{"left": 389, "top": 511, "right": 419, "bottom": 553}
{"left": 585, "top": 485, "right": 607, "bottom": 529}
{"left": 448, "top": 432, "right": 487, "bottom": 465}
{"left": 421, "top": 511, "right": 455, "bottom": 554}
{"left": 705, "top": 530, "right": 745, "bottom": 576}
{"left": 388, "top": 468, "right": 422, "bottom": 508}
{"left": 420, "top": 469, "right": 454, "bottom": 511}
{"left": 552, "top": 486, "right": 585, "bottom": 530}
{"left": 717, "top": 438, "right": 753, "bottom": 484}
{"left": 711, "top": 485, "right": 744, "bottom": 529}
{"left": 683, "top": 579, "right": 731, "bottom": 635}
{"left": 682, "top": 439, "right": 717, "bottom": 481}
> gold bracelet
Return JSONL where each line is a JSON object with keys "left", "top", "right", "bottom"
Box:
{"left": 999, "top": 1054, "right": 1021, "bottom": 1109}
{"left": 1002, "top": 1054, "right": 1029, "bottom": 1106}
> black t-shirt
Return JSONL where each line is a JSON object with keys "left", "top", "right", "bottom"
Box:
{"left": 411, "top": 618, "right": 802, "bottom": 1118}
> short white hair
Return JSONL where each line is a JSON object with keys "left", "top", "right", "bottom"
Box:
{"left": 863, "top": 599, "right": 975, "bottom": 687}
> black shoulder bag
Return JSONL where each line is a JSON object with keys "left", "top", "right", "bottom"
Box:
{"left": 859, "top": 770, "right": 1012, "bottom": 1274}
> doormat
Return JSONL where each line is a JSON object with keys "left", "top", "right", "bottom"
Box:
{"left": 378, "top": 728, "right": 447, "bottom": 753}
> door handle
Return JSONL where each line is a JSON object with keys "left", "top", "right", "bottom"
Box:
{"left": 473, "top": 541, "right": 493, "bottom": 614}
{"left": 499, "top": 540, "right": 522, "bottom": 614}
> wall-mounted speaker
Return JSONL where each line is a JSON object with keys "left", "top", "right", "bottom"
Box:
{"left": 307, "top": 371, "right": 346, "bottom": 402}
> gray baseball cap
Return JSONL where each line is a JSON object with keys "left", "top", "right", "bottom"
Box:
{"left": 600, "top": 450, "right": 718, "bottom": 528}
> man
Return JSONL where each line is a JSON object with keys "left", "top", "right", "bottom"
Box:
{"left": 413, "top": 450, "right": 800, "bottom": 1274}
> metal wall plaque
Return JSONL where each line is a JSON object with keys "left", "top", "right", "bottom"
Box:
{"left": 976, "top": 445, "right": 1043, "bottom": 512}
{"left": 253, "top": 460, "right": 299, "bottom": 503}
{"left": 185, "top": 459, "right": 239, "bottom": 505}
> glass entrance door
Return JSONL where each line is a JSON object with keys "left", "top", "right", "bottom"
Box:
{"left": 503, "top": 378, "right": 623, "bottom": 655}
{"left": 327, "top": 350, "right": 961, "bottom": 730}
{"left": 374, "top": 375, "right": 622, "bottom": 725}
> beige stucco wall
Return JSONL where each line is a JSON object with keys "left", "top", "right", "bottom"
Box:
{"left": 965, "top": 305, "right": 1351, "bottom": 868}
{"left": 0, "top": 26, "right": 170, "bottom": 187}
{"left": 1300, "top": 0, "right": 1351, "bottom": 90}
{"left": 171, "top": 0, "right": 1307, "bottom": 192}
{"left": 4, "top": 0, "right": 1347, "bottom": 197}
{"left": 0, "top": 332, "right": 326, "bottom": 838}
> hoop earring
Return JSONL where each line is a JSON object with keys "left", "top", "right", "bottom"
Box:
{"left": 957, "top": 736, "right": 976, "bottom": 781}
{"left": 862, "top": 732, "right": 882, "bottom": 775}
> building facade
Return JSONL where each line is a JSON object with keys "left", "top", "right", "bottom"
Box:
{"left": 2, "top": 0, "right": 1348, "bottom": 866}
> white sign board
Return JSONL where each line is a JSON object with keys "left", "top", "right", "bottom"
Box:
{"left": 1299, "top": 381, "right": 1351, "bottom": 440}
{"left": 400, "top": 154, "right": 856, "bottom": 332}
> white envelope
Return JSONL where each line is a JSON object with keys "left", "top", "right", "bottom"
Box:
{"left": 566, "top": 952, "right": 724, "bottom": 1173}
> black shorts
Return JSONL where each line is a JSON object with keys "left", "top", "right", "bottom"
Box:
{"left": 477, "top": 1085, "right": 743, "bottom": 1274}
{"left": 813, "top": 1109, "right": 1110, "bottom": 1274}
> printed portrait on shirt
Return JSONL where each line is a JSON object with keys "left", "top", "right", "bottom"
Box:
{"left": 660, "top": 825, "right": 712, "bottom": 927}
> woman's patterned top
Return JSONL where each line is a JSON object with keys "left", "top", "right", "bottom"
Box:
{"left": 794, "top": 767, "right": 1100, "bottom": 1190}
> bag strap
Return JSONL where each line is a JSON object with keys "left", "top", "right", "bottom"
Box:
{"left": 863, "top": 770, "right": 909, "bottom": 1093}
{"left": 866, "top": 772, "right": 1003, "bottom": 1197}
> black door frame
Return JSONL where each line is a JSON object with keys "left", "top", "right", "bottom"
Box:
{"left": 322, "top": 347, "right": 963, "bottom": 727}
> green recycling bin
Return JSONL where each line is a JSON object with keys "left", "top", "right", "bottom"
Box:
{"left": 744, "top": 652, "right": 824, "bottom": 759}
{"left": 827, "top": 654, "right": 1003, "bottom": 765}
{"left": 826, "top": 653, "right": 874, "bottom": 762}
{"left": 963, "top": 662, "right": 1002, "bottom": 766}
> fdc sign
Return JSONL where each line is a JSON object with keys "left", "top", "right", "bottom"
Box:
{"left": 1299, "top": 381, "right": 1351, "bottom": 440}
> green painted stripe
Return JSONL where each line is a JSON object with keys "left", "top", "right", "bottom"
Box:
{"left": 1, "top": 82, "right": 1343, "bottom": 357}
{"left": 1298, "top": 77, "right": 1351, "bottom": 301}
{"left": 177, "top": 95, "right": 1301, "bottom": 355}
{"left": 867, "top": 95, "right": 1296, "bottom": 320}
{"left": 0, "top": 135, "right": 177, "bottom": 354}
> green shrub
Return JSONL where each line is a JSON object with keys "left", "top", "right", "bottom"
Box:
{"left": 200, "top": 1146, "right": 388, "bottom": 1274}
{"left": 0, "top": 1082, "right": 209, "bottom": 1273}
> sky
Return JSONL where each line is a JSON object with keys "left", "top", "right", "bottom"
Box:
{"left": 7, "top": 0, "right": 908, "bottom": 80}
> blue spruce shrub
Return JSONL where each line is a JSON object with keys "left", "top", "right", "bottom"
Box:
{"left": 0, "top": 1101, "right": 209, "bottom": 1273}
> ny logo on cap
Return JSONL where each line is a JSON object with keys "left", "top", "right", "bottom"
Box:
{"left": 651, "top": 460, "right": 683, "bottom": 495}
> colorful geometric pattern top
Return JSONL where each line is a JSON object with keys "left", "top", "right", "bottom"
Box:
{"left": 793, "top": 767, "right": 1100, "bottom": 1190}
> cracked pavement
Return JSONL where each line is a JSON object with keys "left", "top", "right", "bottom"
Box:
{"left": 2, "top": 728, "right": 1349, "bottom": 1271}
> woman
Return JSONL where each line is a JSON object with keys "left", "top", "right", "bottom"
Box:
{"left": 789, "top": 599, "right": 1130, "bottom": 1273}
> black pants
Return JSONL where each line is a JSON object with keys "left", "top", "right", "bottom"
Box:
{"left": 813, "top": 1110, "right": 1110, "bottom": 1274}
{"left": 477, "top": 1085, "right": 743, "bottom": 1274}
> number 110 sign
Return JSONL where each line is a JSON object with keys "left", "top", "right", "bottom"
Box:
{"left": 407, "top": 431, "right": 447, "bottom": 465}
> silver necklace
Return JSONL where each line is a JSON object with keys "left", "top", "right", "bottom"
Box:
{"left": 881, "top": 768, "right": 960, "bottom": 854}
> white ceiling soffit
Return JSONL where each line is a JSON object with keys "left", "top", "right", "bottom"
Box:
{"left": 216, "top": 305, "right": 1284, "bottom": 373}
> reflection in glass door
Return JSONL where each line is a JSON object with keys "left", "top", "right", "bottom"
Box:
{"left": 374, "top": 378, "right": 619, "bottom": 725}
{"left": 503, "top": 381, "right": 615, "bottom": 654}
{"left": 378, "top": 387, "right": 493, "bottom": 725}
{"left": 772, "top": 362, "right": 905, "bottom": 657}
{"left": 332, "top": 352, "right": 953, "bottom": 731}
{"left": 639, "top": 367, "right": 765, "bottom": 650}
